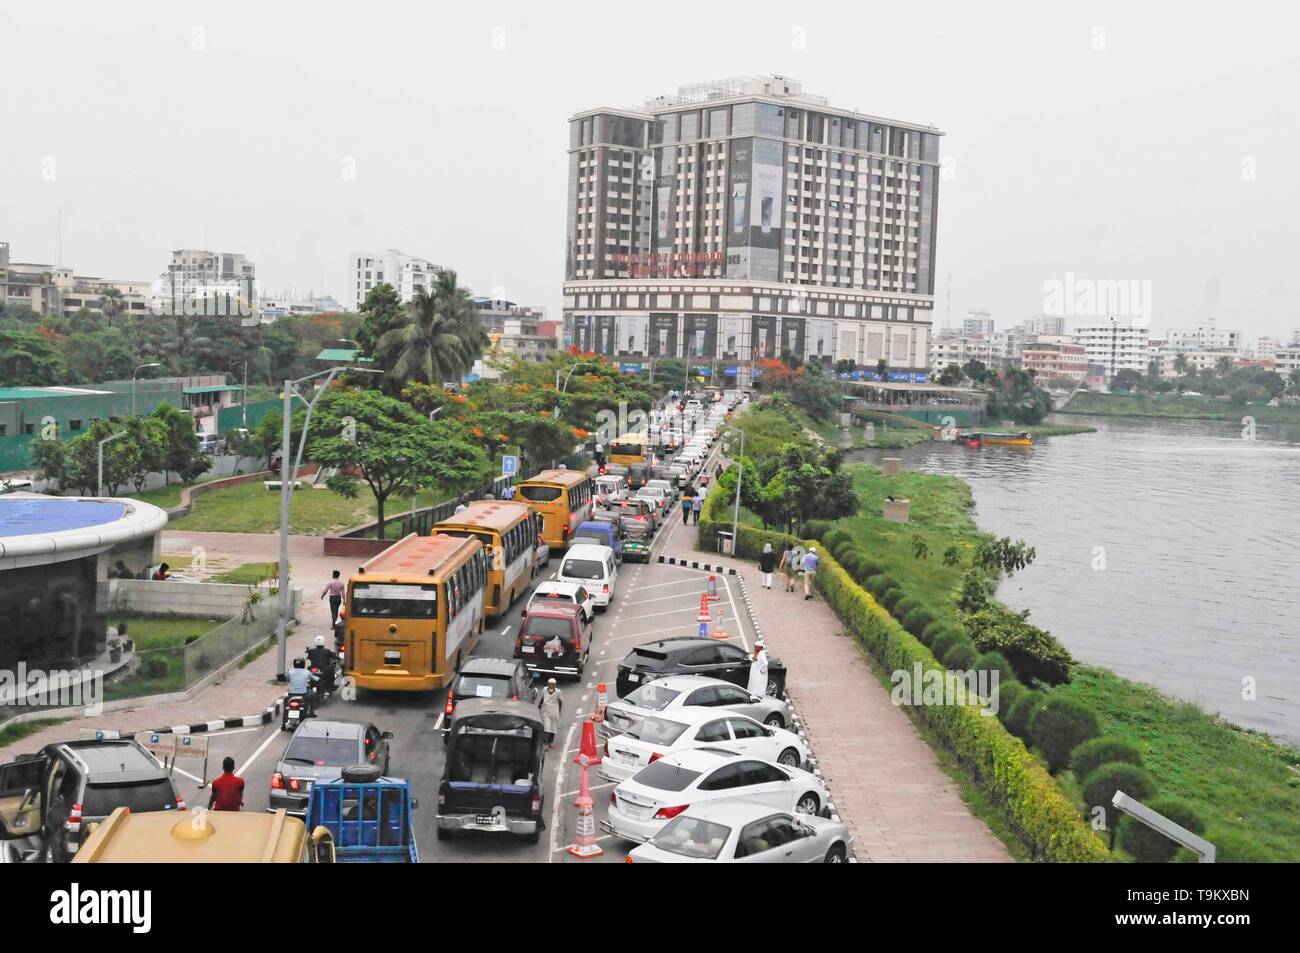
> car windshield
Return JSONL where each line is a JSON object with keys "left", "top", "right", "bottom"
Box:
{"left": 652, "top": 816, "right": 731, "bottom": 860}
{"left": 631, "top": 760, "right": 701, "bottom": 791}
{"left": 455, "top": 674, "right": 511, "bottom": 700}
{"left": 623, "top": 683, "right": 681, "bottom": 710}
{"left": 561, "top": 558, "right": 604, "bottom": 580}
{"left": 82, "top": 778, "right": 175, "bottom": 816}
{"left": 284, "top": 736, "right": 357, "bottom": 766}
{"left": 624, "top": 717, "right": 689, "bottom": 745}
{"left": 523, "top": 616, "right": 574, "bottom": 641}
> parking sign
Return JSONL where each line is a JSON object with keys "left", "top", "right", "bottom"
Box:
{"left": 502, "top": 455, "right": 518, "bottom": 477}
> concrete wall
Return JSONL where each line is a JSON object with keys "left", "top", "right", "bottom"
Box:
{"left": 103, "top": 578, "right": 301, "bottom": 620}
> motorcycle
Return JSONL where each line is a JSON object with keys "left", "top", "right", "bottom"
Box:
{"left": 281, "top": 690, "right": 312, "bottom": 731}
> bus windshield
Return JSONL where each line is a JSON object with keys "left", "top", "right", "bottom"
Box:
{"left": 519, "top": 485, "right": 563, "bottom": 503}
{"left": 351, "top": 582, "right": 438, "bottom": 618}
{"left": 438, "top": 530, "right": 495, "bottom": 547}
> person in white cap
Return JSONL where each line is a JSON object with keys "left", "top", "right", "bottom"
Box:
{"left": 747, "top": 641, "right": 770, "bottom": 697}
{"left": 801, "top": 545, "right": 820, "bottom": 600}
{"left": 538, "top": 677, "right": 562, "bottom": 749}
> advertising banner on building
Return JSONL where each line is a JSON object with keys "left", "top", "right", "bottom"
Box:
{"left": 573, "top": 315, "right": 595, "bottom": 353}
{"left": 780, "top": 316, "right": 806, "bottom": 360}
{"left": 596, "top": 315, "right": 617, "bottom": 355}
{"left": 751, "top": 140, "right": 783, "bottom": 250}
{"left": 750, "top": 315, "right": 777, "bottom": 360}
{"left": 720, "top": 315, "right": 745, "bottom": 360}
{"left": 649, "top": 313, "right": 678, "bottom": 357}
{"left": 727, "top": 140, "right": 754, "bottom": 279}
{"left": 807, "top": 319, "right": 835, "bottom": 364}
{"left": 619, "top": 314, "right": 649, "bottom": 356}
{"left": 682, "top": 314, "right": 717, "bottom": 359}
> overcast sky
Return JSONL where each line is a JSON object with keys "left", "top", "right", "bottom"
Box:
{"left": 2, "top": 0, "right": 1296, "bottom": 341}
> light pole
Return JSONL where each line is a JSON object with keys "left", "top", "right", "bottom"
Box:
{"left": 556, "top": 360, "right": 601, "bottom": 393}
{"left": 720, "top": 425, "right": 745, "bottom": 552}
{"left": 132, "top": 363, "right": 161, "bottom": 417}
{"left": 97, "top": 431, "right": 127, "bottom": 496}
{"left": 274, "top": 365, "right": 381, "bottom": 679}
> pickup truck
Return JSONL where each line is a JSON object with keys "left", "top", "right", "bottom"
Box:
{"left": 305, "top": 765, "right": 418, "bottom": 863}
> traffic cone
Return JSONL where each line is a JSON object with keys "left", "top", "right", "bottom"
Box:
{"left": 697, "top": 593, "right": 712, "bottom": 639}
{"left": 709, "top": 604, "right": 732, "bottom": 640}
{"left": 566, "top": 762, "right": 604, "bottom": 859}
{"left": 707, "top": 573, "right": 720, "bottom": 601}
{"left": 574, "top": 717, "right": 602, "bottom": 768}
{"left": 593, "top": 683, "right": 608, "bottom": 722}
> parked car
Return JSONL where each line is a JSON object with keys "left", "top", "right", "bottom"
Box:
{"left": 196, "top": 432, "right": 226, "bottom": 455}
{"left": 615, "top": 639, "right": 786, "bottom": 698}
{"left": 514, "top": 601, "right": 592, "bottom": 679}
{"left": 602, "top": 749, "right": 829, "bottom": 844}
{"left": 443, "top": 657, "right": 536, "bottom": 743}
{"left": 556, "top": 543, "right": 619, "bottom": 609}
{"left": 599, "top": 709, "right": 808, "bottom": 783}
{"left": 600, "top": 674, "right": 791, "bottom": 743}
{"left": 523, "top": 580, "right": 595, "bottom": 624}
{"left": 271, "top": 719, "right": 392, "bottom": 814}
{"left": 627, "top": 802, "right": 853, "bottom": 863}
{"left": 0, "top": 739, "right": 183, "bottom": 863}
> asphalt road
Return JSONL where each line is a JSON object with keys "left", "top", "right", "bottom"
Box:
{"left": 170, "top": 433, "right": 752, "bottom": 863}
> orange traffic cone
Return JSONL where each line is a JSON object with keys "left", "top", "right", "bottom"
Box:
{"left": 574, "top": 717, "right": 602, "bottom": 769}
{"left": 566, "top": 762, "right": 604, "bottom": 859}
{"left": 709, "top": 604, "right": 732, "bottom": 640}
{"left": 697, "top": 593, "right": 712, "bottom": 639}
{"left": 707, "top": 573, "right": 720, "bottom": 601}
{"left": 593, "top": 683, "right": 608, "bottom": 722}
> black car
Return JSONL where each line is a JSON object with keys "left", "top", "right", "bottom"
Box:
{"left": 443, "top": 657, "right": 537, "bottom": 742}
{"left": 627, "top": 463, "right": 652, "bottom": 491}
{"left": 615, "top": 638, "right": 786, "bottom": 699}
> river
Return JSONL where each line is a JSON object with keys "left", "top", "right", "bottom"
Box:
{"left": 846, "top": 413, "right": 1300, "bottom": 745}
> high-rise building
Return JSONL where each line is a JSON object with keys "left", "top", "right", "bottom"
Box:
{"left": 962, "top": 309, "right": 993, "bottom": 338}
{"left": 348, "top": 249, "right": 441, "bottom": 310}
{"left": 1072, "top": 318, "right": 1150, "bottom": 379}
{"left": 154, "top": 249, "right": 256, "bottom": 316}
{"left": 562, "top": 75, "right": 943, "bottom": 383}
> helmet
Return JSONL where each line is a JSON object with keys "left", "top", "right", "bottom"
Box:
{"left": 293, "top": 657, "right": 305, "bottom": 668}
{"left": 315, "top": 635, "right": 325, "bottom": 646}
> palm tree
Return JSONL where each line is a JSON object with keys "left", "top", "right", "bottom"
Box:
{"left": 376, "top": 270, "right": 485, "bottom": 388}
{"left": 1215, "top": 355, "right": 1234, "bottom": 378}
{"left": 99, "top": 288, "right": 125, "bottom": 328}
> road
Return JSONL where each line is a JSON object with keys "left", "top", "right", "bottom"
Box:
{"left": 169, "top": 432, "right": 754, "bottom": 863}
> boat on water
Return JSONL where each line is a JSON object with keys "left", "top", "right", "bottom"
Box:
{"left": 958, "top": 430, "right": 1034, "bottom": 447}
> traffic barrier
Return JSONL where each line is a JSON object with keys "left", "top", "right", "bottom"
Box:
{"left": 709, "top": 604, "right": 732, "bottom": 641}
{"left": 568, "top": 719, "right": 604, "bottom": 859}
{"left": 696, "top": 593, "right": 712, "bottom": 639}
{"left": 707, "top": 574, "right": 720, "bottom": 600}
{"left": 594, "top": 683, "right": 608, "bottom": 722}
{"left": 656, "top": 556, "right": 738, "bottom": 574}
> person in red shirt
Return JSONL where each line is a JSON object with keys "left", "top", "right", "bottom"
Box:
{"left": 208, "top": 757, "right": 244, "bottom": 812}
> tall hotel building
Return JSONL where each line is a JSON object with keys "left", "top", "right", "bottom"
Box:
{"left": 563, "top": 76, "right": 943, "bottom": 383}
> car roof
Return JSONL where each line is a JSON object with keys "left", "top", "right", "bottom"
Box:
{"left": 534, "top": 580, "right": 581, "bottom": 594}
{"left": 636, "top": 638, "right": 723, "bottom": 656}
{"left": 564, "top": 543, "right": 614, "bottom": 558}
{"left": 292, "top": 720, "right": 364, "bottom": 740}
{"left": 458, "top": 656, "right": 521, "bottom": 677}
{"left": 626, "top": 674, "right": 740, "bottom": 693}
{"left": 641, "top": 706, "right": 750, "bottom": 728}
{"left": 655, "top": 747, "right": 743, "bottom": 772}
{"left": 55, "top": 740, "right": 165, "bottom": 779}
{"left": 524, "top": 601, "right": 581, "bottom": 618}
{"left": 667, "top": 801, "right": 798, "bottom": 826}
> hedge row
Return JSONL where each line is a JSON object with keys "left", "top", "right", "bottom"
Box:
{"left": 695, "top": 503, "right": 1108, "bottom": 862}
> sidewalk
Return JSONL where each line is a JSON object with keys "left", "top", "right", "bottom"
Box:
{"left": 0, "top": 532, "right": 353, "bottom": 761}
{"left": 660, "top": 516, "right": 1011, "bottom": 862}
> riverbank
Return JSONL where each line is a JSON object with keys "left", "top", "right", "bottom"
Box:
{"left": 829, "top": 462, "right": 1300, "bottom": 862}
{"left": 1060, "top": 391, "right": 1300, "bottom": 421}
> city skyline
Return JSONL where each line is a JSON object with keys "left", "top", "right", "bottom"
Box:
{"left": 2, "top": 1, "right": 1296, "bottom": 341}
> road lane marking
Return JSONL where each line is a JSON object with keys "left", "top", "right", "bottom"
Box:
{"left": 236, "top": 725, "right": 283, "bottom": 777}
{"left": 623, "top": 590, "right": 708, "bottom": 606}
{"left": 623, "top": 577, "right": 711, "bottom": 593}
{"left": 548, "top": 720, "right": 579, "bottom": 859}
{"left": 171, "top": 765, "right": 204, "bottom": 785}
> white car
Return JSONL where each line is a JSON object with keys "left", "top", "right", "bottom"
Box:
{"left": 600, "top": 675, "right": 792, "bottom": 742}
{"left": 594, "top": 476, "right": 627, "bottom": 502}
{"left": 556, "top": 543, "right": 619, "bottom": 609}
{"left": 603, "top": 748, "right": 830, "bottom": 844}
{"left": 627, "top": 802, "right": 853, "bottom": 864}
{"left": 635, "top": 487, "right": 668, "bottom": 512}
{"left": 645, "top": 478, "right": 676, "bottom": 499}
{"left": 599, "top": 708, "right": 808, "bottom": 783}
{"left": 522, "top": 580, "right": 594, "bottom": 623}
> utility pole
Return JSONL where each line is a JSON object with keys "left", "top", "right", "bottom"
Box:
{"left": 97, "top": 431, "right": 127, "bottom": 496}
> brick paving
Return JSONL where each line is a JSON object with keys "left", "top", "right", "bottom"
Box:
{"left": 659, "top": 516, "right": 1012, "bottom": 862}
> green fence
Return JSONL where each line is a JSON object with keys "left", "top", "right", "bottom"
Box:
{"left": 217, "top": 398, "right": 281, "bottom": 433}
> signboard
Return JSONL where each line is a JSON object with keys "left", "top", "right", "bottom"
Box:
{"left": 502, "top": 455, "right": 519, "bottom": 477}
{"left": 649, "top": 313, "right": 678, "bottom": 358}
{"left": 174, "top": 734, "right": 208, "bottom": 760}
{"left": 78, "top": 728, "right": 122, "bottom": 741}
{"left": 780, "top": 317, "right": 806, "bottom": 361}
{"left": 682, "top": 314, "right": 717, "bottom": 359}
{"left": 750, "top": 315, "right": 777, "bottom": 360}
{"left": 619, "top": 362, "right": 642, "bottom": 374}
{"left": 619, "top": 314, "right": 648, "bottom": 356}
{"left": 137, "top": 732, "right": 175, "bottom": 760}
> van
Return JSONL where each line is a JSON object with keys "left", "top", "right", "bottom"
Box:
{"left": 570, "top": 521, "right": 623, "bottom": 563}
{"left": 73, "top": 806, "right": 336, "bottom": 863}
{"left": 556, "top": 543, "right": 619, "bottom": 610}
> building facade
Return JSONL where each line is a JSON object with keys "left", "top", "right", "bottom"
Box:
{"left": 962, "top": 309, "right": 994, "bottom": 338}
{"left": 156, "top": 249, "right": 256, "bottom": 314}
{"left": 1, "top": 241, "right": 153, "bottom": 320}
{"left": 562, "top": 76, "right": 942, "bottom": 384}
{"left": 348, "top": 250, "right": 441, "bottom": 310}
{"left": 1020, "top": 337, "right": 1087, "bottom": 384}
{"left": 1164, "top": 317, "right": 1240, "bottom": 354}
{"left": 1072, "top": 319, "right": 1150, "bottom": 379}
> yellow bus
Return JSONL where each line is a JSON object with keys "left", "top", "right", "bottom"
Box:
{"left": 431, "top": 500, "right": 539, "bottom": 618}
{"left": 73, "top": 807, "right": 335, "bottom": 864}
{"left": 343, "top": 533, "right": 489, "bottom": 692}
{"left": 607, "top": 431, "right": 649, "bottom": 468}
{"left": 515, "top": 468, "right": 593, "bottom": 550}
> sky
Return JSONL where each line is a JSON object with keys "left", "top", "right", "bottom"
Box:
{"left": 2, "top": 0, "right": 1297, "bottom": 342}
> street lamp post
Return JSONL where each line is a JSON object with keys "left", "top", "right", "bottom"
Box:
{"left": 274, "top": 365, "right": 381, "bottom": 679}
{"left": 97, "top": 431, "right": 127, "bottom": 496}
{"left": 721, "top": 425, "right": 745, "bottom": 552}
{"left": 132, "top": 363, "right": 162, "bottom": 417}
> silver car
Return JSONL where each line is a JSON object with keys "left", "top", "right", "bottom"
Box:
{"left": 627, "top": 802, "right": 853, "bottom": 863}
{"left": 600, "top": 674, "right": 792, "bottom": 742}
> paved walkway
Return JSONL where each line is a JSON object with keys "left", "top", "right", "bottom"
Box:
{"left": 0, "top": 532, "right": 353, "bottom": 761}
{"left": 660, "top": 517, "right": 1011, "bottom": 862}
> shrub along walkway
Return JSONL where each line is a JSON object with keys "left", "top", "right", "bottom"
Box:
{"left": 659, "top": 518, "right": 1010, "bottom": 862}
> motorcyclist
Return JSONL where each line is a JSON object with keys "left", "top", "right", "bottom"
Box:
{"left": 306, "top": 635, "right": 338, "bottom": 696}
{"left": 286, "top": 657, "right": 318, "bottom": 717}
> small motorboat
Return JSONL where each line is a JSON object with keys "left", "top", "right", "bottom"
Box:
{"left": 958, "top": 431, "right": 1034, "bottom": 447}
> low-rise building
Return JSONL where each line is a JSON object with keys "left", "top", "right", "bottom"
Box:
{"left": 1020, "top": 337, "right": 1087, "bottom": 384}
{"left": 1, "top": 242, "right": 153, "bottom": 320}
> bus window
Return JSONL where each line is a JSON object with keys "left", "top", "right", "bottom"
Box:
{"left": 520, "top": 486, "right": 563, "bottom": 503}
{"left": 351, "top": 583, "right": 438, "bottom": 618}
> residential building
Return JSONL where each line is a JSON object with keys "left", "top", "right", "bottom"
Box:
{"left": 1072, "top": 319, "right": 1150, "bottom": 379}
{"left": 155, "top": 249, "right": 256, "bottom": 315}
{"left": 1274, "top": 347, "right": 1300, "bottom": 375}
{"left": 1164, "top": 317, "right": 1240, "bottom": 353}
{"left": 563, "top": 75, "right": 943, "bottom": 383}
{"left": 348, "top": 250, "right": 440, "bottom": 310}
{"left": 1, "top": 241, "right": 153, "bottom": 319}
{"left": 962, "top": 309, "right": 994, "bottom": 339}
{"left": 929, "top": 335, "right": 998, "bottom": 374}
{"left": 1021, "top": 314, "right": 1067, "bottom": 337}
{"left": 1020, "top": 337, "right": 1087, "bottom": 384}
{"left": 1253, "top": 337, "right": 1282, "bottom": 361}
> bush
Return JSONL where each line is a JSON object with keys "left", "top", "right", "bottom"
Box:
{"left": 1210, "top": 827, "right": 1286, "bottom": 863}
{"left": 964, "top": 604, "right": 1074, "bottom": 685}
{"left": 1082, "top": 762, "right": 1157, "bottom": 847}
{"left": 973, "top": 651, "right": 1016, "bottom": 685}
{"left": 995, "top": 680, "right": 1027, "bottom": 721}
{"left": 143, "top": 658, "right": 169, "bottom": 680}
{"left": 1004, "top": 690, "right": 1046, "bottom": 740}
{"left": 1117, "top": 797, "right": 1205, "bottom": 863}
{"left": 863, "top": 573, "right": 887, "bottom": 594}
{"left": 903, "top": 607, "right": 937, "bottom": 639}
{"left": 858, "top": 560, "right": 883, "bottom": 579}
{"left": 942, "top": 641, "right": 977, "bottom": 670}
{"left": 868, "top": 573, "right": 899, "bottom": 596}
{"left": 1071, "top": 737, "right": 1144, "bottom": 783}
{"left": 879, "top": 587, "right": 905, "bottom": 612}
{"left": 893, "top": 596, "right": 920, "bottom": 620}
{"left": 802, "top": 519, "right": 832, "bottom": 541}
{"left": 930, "top": 630, "right": 962, "bottom": 661}
{"left": 1029, "top": 697, "right": 1101, "bottom": 773}
{"left": 838, "top": 549, "right": 864, "bottom": 579}
{"left": 822, "top": 527, "right": 852, "bottom": 553}
{"left": 919, "top": 620, "right": 948, "bottom": 647}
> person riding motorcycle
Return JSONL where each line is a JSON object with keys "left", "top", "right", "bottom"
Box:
{"left": 306, "top": 635, "right": 338, "bottom": 697}
{"left": 286, "top": 657, "right": 318, "bottom": 717}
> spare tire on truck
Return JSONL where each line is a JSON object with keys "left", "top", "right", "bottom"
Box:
{"left": 341, "top": 763, "right": 383, "bottom": 784}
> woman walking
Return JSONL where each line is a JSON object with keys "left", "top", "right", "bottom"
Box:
{"left": 758, "top": 543, "right": 778, "bottom": 589}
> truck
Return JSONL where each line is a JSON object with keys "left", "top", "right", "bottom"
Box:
{"left": 304, "top": 764, "right": 419, "bottom": 863}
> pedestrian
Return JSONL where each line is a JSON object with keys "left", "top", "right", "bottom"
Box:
{"left": 681, "top": 494, "right": 693, "bottom": 525}
{"left": 321, "top": 570, "right": 345, "bottom": 625}
{"left": 802, "top": 545, "right": 820, "bottom": 600}
{"left": 747, "top": 642, "right": 770, "bottom": 697}
{"left": 500, "top": 482, "right": 514, "bottom": 500}
{"left": 759, "top": 542, "right": 777, "bottom": 589}
{"left": 208, "top": 757, "right": 244, "bottom": 812}
{"left": 151, "top": 562, "right": 170, "bottom": 581}
{"left": 779, "top": 543, "right": 797, "bottom": 592}
{"left": 538, "top": 677, "right": 562, "bottom": 749}
{"left": 454, "top": 494, "right": 468, "bottom": 515}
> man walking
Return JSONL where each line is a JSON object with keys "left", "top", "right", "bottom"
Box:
{"left": 538, "top": 678, "right": 562, "bottom": 750}
{"left": 321, "top": 570, "right": 345, "bottom": 625}
{"left": 681, "top": 493, "right": 694, "bottom": 526}
{"left": 747, "top": 641, "right": 770, "bottom": 697}
{"left": 208, "top": 757, "right": 244, "bottom": 812}
{"left": 779, "top": 543, "right": 797, "bottom": 592}
{"left": 802, "top": 545, "right": 820, "bottom": 601}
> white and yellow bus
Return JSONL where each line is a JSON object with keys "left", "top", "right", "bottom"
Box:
{"left": 431, "top": 500, "right": 539, "bottom": 618}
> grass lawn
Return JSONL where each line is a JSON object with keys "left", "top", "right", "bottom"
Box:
{"left": 1023, "top": 423, "right": 1097, "bottom": 437}
{"left": 114, "top": 614, "right": 227, "bottom": 650}
{"left": 1059, "top": 391, "right": 1300, "bottom": 421}
{"left": 0, "top": 717, "right": 69, "bottom": 748}
{"left": 209, "top": 562, "right": 280, "bottom": 585}
{"left": 167, "top": 481, "right": 371, "bottom": 534}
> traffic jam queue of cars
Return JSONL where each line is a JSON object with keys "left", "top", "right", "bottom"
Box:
{"left": 0, "top": 392, "right": 849, "bottom": 862}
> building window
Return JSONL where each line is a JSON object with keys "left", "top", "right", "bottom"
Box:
{"left": 69, "top": 419, "right": 82, "bottom": 431}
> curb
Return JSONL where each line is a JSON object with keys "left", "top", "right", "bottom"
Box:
{"left": 107, "top": 700, "right": 282, "bottom": 741}
{"left": 657, "top": 556, "right": 738, "bottom": 574}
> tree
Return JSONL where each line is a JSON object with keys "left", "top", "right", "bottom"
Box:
{"left": 248, "top": 409, "right": 303, "bottom": 471}
{"left": 375, "top": 271, "right": 484, "bottom": 391}
{"left": 1109, "top": 368, "right": 1144, "bottom": 394}
{"left": 984, "top": 367, "right": 1051, "bottom": 424}
{"left": 98, "top": 288, "right": 126, "bottom": 328}
{"left": 876, "top": 358, "right": 889, "bottom": 382}
{"left": 29, "top": 436, "right": 68, "bottom": 491}
{"left": 151, "top": 402, "right": 210, "bottom": 484}
{"left": 307, "top": 388, "right": 489, "bottom": 538}
{"left": 1172, "top": 352, "right": 1192, "bottom": 377}
{"left": 0, "top": 326, "right": 65, "bottom": 384}
{"left": 975, "top": 536, "right": 1037, "bottom": 576}
{"left": 1214, "top": 355, "right": 1234, "bottom": 379}
{"left": 937, "top": 362, "right": 963, "bottom": 386}
{"left": 355, "top": 283, "right": 405, "bottom": 359}
{"left": 62, "top": 420, "right": 141, "bottom": 496}
{"left": 120, "top": 415, "right": 168, "bottom": 491}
